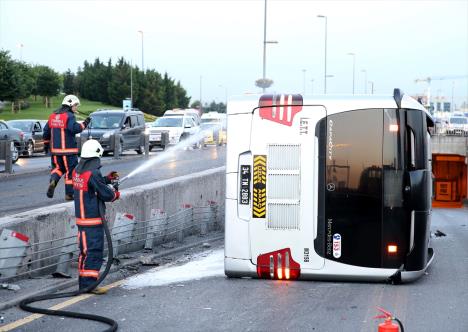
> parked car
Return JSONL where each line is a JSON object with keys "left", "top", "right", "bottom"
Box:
{"left": 0, "top": 120, "right": 25, "bottom": 163}
{"left": 147, "top": 114, "right": 201, "bottom": 149}
{"left": 446, "top": 116, "right": 468, "bottom": 136}
{"left": 200, "top": 112, "right": 227, "bottom": 146}
{"left": 6, "top": 119, "right": 45, "bottom": 157}
{"left": 78, "top": 109, "right": 146, "bottom": 155}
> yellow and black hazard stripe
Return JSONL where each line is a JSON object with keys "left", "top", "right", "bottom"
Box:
{"left": 252, "top": 155, "right": 267, "bottom": 218}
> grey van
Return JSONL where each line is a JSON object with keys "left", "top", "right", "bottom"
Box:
{"left": 80, "top": 109, "right": 145, "bottom": 155}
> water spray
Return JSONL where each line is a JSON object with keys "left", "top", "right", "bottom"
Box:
{"left": 119, "top": 123, "right": 222, "bottom": 185}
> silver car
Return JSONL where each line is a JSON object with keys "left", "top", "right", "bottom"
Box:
{"left": 0, "top": 120, "right": 26, "bottom": 163}
{"left": 6, "top": 119, "right": 46, "bottom": 157}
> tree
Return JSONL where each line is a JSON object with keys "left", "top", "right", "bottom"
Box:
{"left": 35, "top": 65, "right": 60, "bottom": 108}
{"left": 107, "top": 57, "right": 133, "bottom": 107}
{"left": 0, "top": 50, "right": 19, "bottom": 108}
{"left": 63, "top": 69, "right": 76, "bottom": 95}
{"left": 136, "top": 70, "right": 165, "bottom": 116}
{"left": 12, "top": 61, "right": 35, "bottom": 112}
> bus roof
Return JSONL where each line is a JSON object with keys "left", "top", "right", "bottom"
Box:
{"left": 227, "top": 92, "right": 432, "bottom": 124}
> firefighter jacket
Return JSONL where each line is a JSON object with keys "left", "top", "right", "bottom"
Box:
{"left": 72, "top": 157, "right": 118, "bottom": 226}
{"left": 43, "top": 106, "right": 85, "bottom": 155}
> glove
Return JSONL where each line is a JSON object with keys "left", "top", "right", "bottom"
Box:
{"left": 44, "top": 143, "right": 49, "bottom": 154}
{"left": 106, "top": 171, "right": 119, "bottom": 182}
{"left": 112, "top": 191, "right": 120, "bottom": 201}
{"left": 82, "top": 117, "right": 91, "bottom": 128}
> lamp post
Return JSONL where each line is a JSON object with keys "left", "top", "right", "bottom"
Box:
{"left": 302, "top": 69, "right": 307, "bottom": 95}
{"left": 260, "top": 0, "right": 278, "bottom": 93}
{"left": 347, "top": 52, "right": 356, "bottom": 94}
{"left": 18, "top": 43, "right": 24, "bottom": 61}
{"left": 317, "top": 15, "right": 327, "bottom": 94}
{"left": 138, "top": 30, "right": 144, "bottom": 71}
{"left": 361, "top": 69, "right": 367, "bottom": 94}
{"left": 368, "top": 81, "right": 374, "bottom": 94}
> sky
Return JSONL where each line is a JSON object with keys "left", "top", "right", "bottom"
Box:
{"left": 1, "top": 0, "right": 467, "bottom": 108}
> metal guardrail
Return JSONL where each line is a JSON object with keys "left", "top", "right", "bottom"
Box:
{"left": 0, "top": 204, "right": 223, "bottom": 282}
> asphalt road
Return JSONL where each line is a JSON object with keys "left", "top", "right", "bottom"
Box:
{"left": 0, "top": 146, "right": 226, "bottom": 217}
{"left": 1, "top": 208, "right": 467, "bottom": 332}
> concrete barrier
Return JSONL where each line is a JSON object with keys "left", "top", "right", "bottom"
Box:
{"left": 0, "top": 166, "right": 225, "bottom": 275}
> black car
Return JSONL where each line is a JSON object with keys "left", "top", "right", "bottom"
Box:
{"left": 0, "top": 120, "right": 26, "bottom": 163}
{"left": 6, "top": 119, "right": 46, "bottom": 157}
{"left": 79, "top": 109, "right": 146, "bottom": 155}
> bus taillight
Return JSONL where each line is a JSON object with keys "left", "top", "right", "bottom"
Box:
{"left": 256, "top": 248, "right": 300, "bottom": 280}
{"left": 387, "top": 244, "right": 398, "bottom": 254}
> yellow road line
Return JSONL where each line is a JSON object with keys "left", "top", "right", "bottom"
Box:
{"left": 0, "top": 279, "right": 125, "bottom": 331}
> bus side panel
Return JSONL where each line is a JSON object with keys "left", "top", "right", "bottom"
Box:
{"left": 224, "top": 198, "right": 252, "bottom": 260}
{"left": 226, "top": 111, "right": 253, "bottom": 173}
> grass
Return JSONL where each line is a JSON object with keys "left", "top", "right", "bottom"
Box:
{"left": 0, "top": 97, "right": 156, "bottom": 122}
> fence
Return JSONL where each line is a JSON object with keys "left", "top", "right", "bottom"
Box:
{"left": 0, "top": 203, "right": 223, "bottom": 283}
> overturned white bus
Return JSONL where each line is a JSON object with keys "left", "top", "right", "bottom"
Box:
{"left": 224, "top": 89, "right": 434, "bottom": 283}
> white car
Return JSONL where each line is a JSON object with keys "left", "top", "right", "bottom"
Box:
{"left": 147, "top": 114, "right": 201, "bottom": 149}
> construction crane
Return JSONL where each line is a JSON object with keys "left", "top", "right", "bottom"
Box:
{"left": 414, "top": 75, "right": 468, "bottom": 110}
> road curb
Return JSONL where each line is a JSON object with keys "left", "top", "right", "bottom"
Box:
{"left": 0, "top": 233, "right": 224, "bottom": 312}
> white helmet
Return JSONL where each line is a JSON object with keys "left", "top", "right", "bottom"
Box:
{"left": 62, "top": 95, "right": 80, "bottom": 107}
{"left": 81, "top": 139, "right": 103, "bottom": 158}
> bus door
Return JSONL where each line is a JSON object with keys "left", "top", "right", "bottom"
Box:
{"left": 247, "top": 94, "right": 326, "bottom": 271}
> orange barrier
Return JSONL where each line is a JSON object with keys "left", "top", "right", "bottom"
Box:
{"left": 432, "top": 154, "right": 467, "bottom": 208}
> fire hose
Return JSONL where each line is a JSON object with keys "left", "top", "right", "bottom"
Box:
{"left": 19, "top": 182, "right": 121, "bottom": 331}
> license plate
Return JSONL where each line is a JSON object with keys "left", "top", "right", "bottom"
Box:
{"left": 239, "top": 165, "right": 251, "bottom": 205}
{"left": 149, "top": 134, "right": 160, "bottom": 141}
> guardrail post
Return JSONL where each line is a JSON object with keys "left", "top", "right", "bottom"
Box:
{"left": 0, "top": 229, "right": 30, "bottom": 279}
{"left": 52, "top": 221, "right": 78, "bottom": 278}
{"left": 145, "top": 209, "right": 166, "bottom": 250}
{"left": 0, "top": 140, "right": 13, "bottom": 174}
{"left": 113, "top": 133, "right": 122, "bottom": 159}
{"left": 111, "top": 212, "right": 135, "bottom": 257}
{"left": 208, "top": 200, "right": 219, "bottom": 231}
{"left": 143, "top": 133, "right": 150, "bottom": 157}
{"left": 178, "top": 204, "right": 193, "bottom": 243}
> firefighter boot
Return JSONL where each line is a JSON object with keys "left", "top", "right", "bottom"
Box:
{"left": 46, "top": 180, "right": 56, "bottom": 198}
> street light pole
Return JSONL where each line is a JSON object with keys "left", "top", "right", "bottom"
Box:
{"left": 19, "top": 43, "right": 24, "bottom": 61}
{"left": 262, "top": 0, "right": 268, "bottom": 93}
{"left": 347, "top": 52, "right": 355, "bottom": 94}
{"left": 138, "top": 30, "right": 144, "bottom": 71}
{"left": 302, "top": 69, "right": 307, "bottom": 95}
{"left": 368, "top": 81, "right": 374, "bottom": 94}
{"left": 317, "top": 15, "right": 327, "bottom": 94}
{"left": 361, "top": 69, "right": 367, "bottom": 94}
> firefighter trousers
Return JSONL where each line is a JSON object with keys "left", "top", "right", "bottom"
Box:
{"left": 77, "top": 225, "right": 104, "bottom": 290}
{"left": 50, "top": 154, "right": 78, "bottom": 196}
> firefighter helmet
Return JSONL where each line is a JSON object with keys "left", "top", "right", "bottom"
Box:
{"left": 62, "top": 95, "right": 80, "bottom": 107}
{"left": 81, "top": 139, "right": 103, "bottom": 158}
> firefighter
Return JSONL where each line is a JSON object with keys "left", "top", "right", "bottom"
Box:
{"left": 43, "top": 95, "right": 91, "bottom": 200}
{"left": 72, "top": 139, "right": 120, "bottom": 294}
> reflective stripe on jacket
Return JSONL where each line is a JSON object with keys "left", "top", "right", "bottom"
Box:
{"left": 72, "top": 158, "right": 118, "bottom": 226}
{"left": 43, "top": 106, "right": 84, "bottom": 155}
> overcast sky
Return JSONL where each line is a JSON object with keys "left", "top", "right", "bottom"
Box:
{"left": 1, "top": 0, "right": 467, "bottom": 108}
